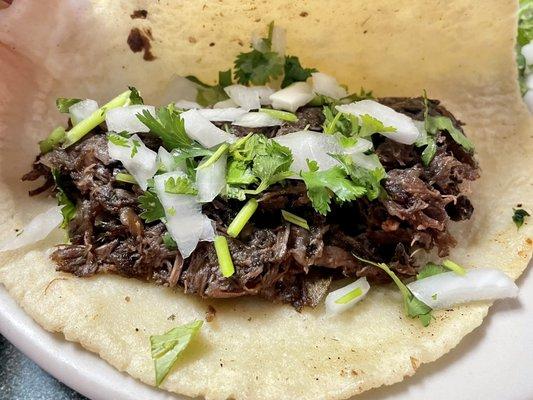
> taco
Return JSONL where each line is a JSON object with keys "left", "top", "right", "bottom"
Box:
{"left": 0, "top": 1, "right": 532, "bottom": 399}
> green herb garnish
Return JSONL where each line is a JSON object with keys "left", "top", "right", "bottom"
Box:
{"left": 51, "top": 169, "right": 76, "bottom": 230}
{"left": 355, "top": 255, "right": 433, "bottom": 326}
{"left": 416, "top": 262, "right": 447, "bottom": 280}
{"left": 164, "top": 176, "right": 198, "bottom": 195}
{"left": 136, "top": 105, "right": 192, "bottom": 150}
{"left": 301, "top": 160, "right": 366, "bottom": 215}
{"left": 334, "top": 287, "right": 363, "bottom": 305}
{"left": 162, "top": 232, "right": 178, "bottom": 250}
{"left": 150, "top": 321, "right": 203, "bottom": 386}
{"left": 332, "top": 154, "right": 386, "bottom": 201}
{"left": 138, "top": 190, "right": 165, "bottom": 223}
{"left": 56, "top": 98, "right": 81, "bottom": 113}
{"left": 115, "top": 172, "right": 137, "bottom": 184}
{"left": 513, "top": 208, "right": 530, "bottom": 229}
{"left": 281, "top": 55, "right": 317, "bottom": 88}
{"left": 128, "top": 86, "right": 144, "bottom": 105}
{"left": 227, "top": 198, "right": 258, "bottom": 237}
{"left": 214, "top": 236, "right": 235, "bottom": 277}
{"left": 281, "top": 209, "right": 309, "bottom": 230}
{"left": 39, "top": 126, "right": 66, "bottom": 154}
{"left": 186, "top": 70, "right": 232, "bottom": 107}
{"left": 259, "top": 108, "right": 298, "bottom": 122}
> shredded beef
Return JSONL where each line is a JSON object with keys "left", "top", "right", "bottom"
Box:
{"left": 24, "top": 97, "right": 479, "bottom": 309}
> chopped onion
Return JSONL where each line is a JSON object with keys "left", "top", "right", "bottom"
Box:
{"left": 521, "top": 42, "right": 533, "bottom": 65}
{"left": 336, "top": 100, "right": 420, "bottom": 144}
{"left": 0, "top": 206, "right": 63, "bottom": 252}
{"left": 106, "top": 105, "right": 156, "bottom": 134}
{"left": 350, "top": 153, "right": 382, "bottom": 170}
{"left": 251, "top": 86, "right": 275, "bottom": 105}
{"left": 526, "top": 74, "right": 533, "bottom": 90}
{"left": 407, "top": 269, "right": 519, "bottom": 310}
{"left": 197, "top": 153, "right": 227, "bottom": 202}
{"left": 342, "top": 137, "right": 374, "bottom": 154}
{"left": 325, "top": 277, "right": 370, "bottom": 315}
{"left": 224, "top": 84, "right": 261, "bottom": 110}
{"left": 153, "top": 172, "right": 214, "bottom": 258}
{"left": 233, "top": 112, "right": 283, "bottom": 128}
{"left": 69, "top": 99, "right": 98, "bottom": 125}
{"left": 107, "top": 134, "right": 158, "bottom": 190}
{"left": 213, "top": 98, "right": 238, "bottom": 108}
{"left": 157, "top": 147, "right": 185, "bottom": 172}
{"left": 270, "top": 25, "right": 286, "bottom": 57}
{"left": 159, "top": 75, "right": 199, "bottom": 105}
{"left": 274, "top": 130, "right": 343, "bottom": 173}
{"left": 174, "top": 100, "right": 201, "bottom": 110}
{"left": 269, "top": 82, "right": 314, "bottom": 112}
{"left": 198, "top": 107, "right": 248, "bottom": 122}
{"left": 180, "top": 109, "right": 237, "bottom": 148}
{"left": 311, "top": 72, "right": 347, "bottom": 100}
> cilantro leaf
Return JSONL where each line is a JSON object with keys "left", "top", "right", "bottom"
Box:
{"left": 162, "top": 232, "right": 178, "bottom": 250}
{"left": 107, "top": 132, "right": 131, "bottom": 147}
{"left": 513, "top": 208, "right": 530, "bottom": 229}
{"left": 138, "top": 190, "right": 165, "bottom": 223}
{"left": 136, "top": 105, "right": 192, "bottom": 150}
{"left": 332, "top": 154, "right": 386, "bottom": 201}
{"left": 128, "top": 86, "right": 144, "bottom": 105}
{"left": 130, "top": 138, "right": 141, "bottom": 157}
{"left": 186, "top": 70, "right": 232, "bottom": 107}
{"left": 226, "top": 159, "right": 257, "bottom": 185}
{"left": 358, "top": 114, "right": 397, "bottom": 137}
{"left": 164, "top": 176, "right": 198, "bottom": 195}
{"left": 354, "top": 255, "right": 433, "bottom": 326}
{"left": 426, "top": 115, "right": 474, "bottom": 152}
{"left": 51, "top": 169, "right": 76, "bottom": 230}
{"left": 150, "top": 320, "right": 203, "bottom": 386}
{"left": 249, "top": 136, "right": 293, "bottom": 193}
{"left": 281, "top": 55, "right": 317, "bottom": 88}
{"left": 417, "top": 262, "right": 448, "bottom": 280}
{"left": 56, "top": 98, "right": 81, "bottom": 113}
{"left": 322, "top": 106, "right": 359, "bottom": 136}
{"left": 341, "top": 87, "right": 375, "bottom": 103}
{"left": 234, "top": 49, "right": 284, "bottom": 85}
{"left": 301, "top": 161, "right": 366, "bottom": 215}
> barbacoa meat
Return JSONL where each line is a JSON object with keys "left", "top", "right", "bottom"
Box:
{"left": 23, "top": 97, "right": 479, "bottom": 310}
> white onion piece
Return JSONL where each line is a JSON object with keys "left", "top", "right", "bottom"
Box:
{"left": 350, "top": 152, "right": 382, "bottom": 170}
{"left": 526, "top": 74, "right": 533, "bottom": 90}
{"left": 325, "top": 277, "right": 370, "bottom": 315}
{"left": 174, "top": 100, "right": 201, "bottom": 110}
{"left": 197, "top": 154, "right": 227, "bottom": 202}
{"left": 270, "top": 25, "right": 286, "bottom": 57}
{"left": 107, "top": 134, "right": 158, "bottom": 190}
{"left": 154, "top": 172, "right": 214, "bottom": 258}
{"left": 521, "top": 42, "right": 533, "bottom": 65}
{"left": 181, "top": 109, "right": 237, "bottom": 148}
{"left": 213, "top": 98, "right": 238, "bottom": 108}
{"left": 342, "top": 137, "right": 374, "bottom": 154}
{"left": 224, "top": 84, "right": 261, "bottom": 110}
{"left": 407, "top": 269, "right": 519, "bottom": 310}
{"left": 274, "top": 130, "right": 342, "bottom": 173}
{"left": 311, "top": 72, "right": 347, "bottom": 100}
{"left": 198, "top": 107, "right": 248, "bottom": 122}
{"left": 106, "top": 105, "right": 155, "bottom": 134}
{"left": 336, "top": 100, "right": 420, "bottom": 144}
{"left": 0, "top": 206, "right": 63, "bottom": 252}
{"left": 157, "top": 147, "right": 185, "bottom": 172}
{"left": 69, "top": 99, "right": 98, "bottom": 125}
{"left": 159, "top": 75, "right": 199, "bottom": 105}
{"left": 251, "top": 86, "right": 275, "bottom": 105}
{"left": 269, "top": 82, "right": 314, "bottom": 112}
{"left": 233, "top": 112, "right": 283, "bottom": 128}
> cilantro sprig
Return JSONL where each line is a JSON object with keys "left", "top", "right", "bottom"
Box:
{"left": 51, "top": 169, "right": 76, "bottom": 230}
{"left": 354, "top": 255, "right": 433, "bottom": 326}
{"left": 301, "top": 160, "right": 366, "bottom": 215}
{"left": 513, "top": 208, "right": 530, "bottom": 229}
{"left": 139, "top": 189, "right": 165, "bottom": 223}
{"left": 186, "top": 70, "right": 232, "bottom": 107}
{"left": 137, "top": 105, "right": 192, "bottom": 150}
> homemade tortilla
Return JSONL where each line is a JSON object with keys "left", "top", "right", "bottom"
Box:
{"left": 0, "top": 1, "right": 532, "bottom": 399}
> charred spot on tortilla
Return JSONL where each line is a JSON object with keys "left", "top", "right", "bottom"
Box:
{"left": 127, "top": 27, "right": 155, "bottom": 61}
{"left": 130, "top": 9, "right": 148, "bottom": 19}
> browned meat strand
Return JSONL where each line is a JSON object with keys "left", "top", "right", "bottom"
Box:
{"left": 23, "top": 97, "right": 479, "bottom": 309}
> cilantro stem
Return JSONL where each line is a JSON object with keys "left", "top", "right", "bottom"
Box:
{"left": 214, "top": 236, "right": 235, "bottom": 277}
{"left": 39, "top": 126, "right": 66, "bottom": 154}
{"left": 281, "top": 209, "right": 309, "bottom": 230}
{"left": 63, "top": 90, "right": 132, "bottom": 147}
{"left": 115, "top": 172, "right": 137, "bottom": 184}
{"left": 226, "top": 198, "right": 258, "bottom": 237}
{"left": 259, "top": 108, "right": 298, "bottom": 122}
{"left": 197, "top": 143, "right": 229, "bottom": 170}
{"left": 442, "top": 259, "right": 466, "bottom": 276}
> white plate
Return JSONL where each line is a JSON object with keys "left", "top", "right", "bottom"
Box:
{"left": 1, "top": 261, "right": 532, "bottom": 400}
